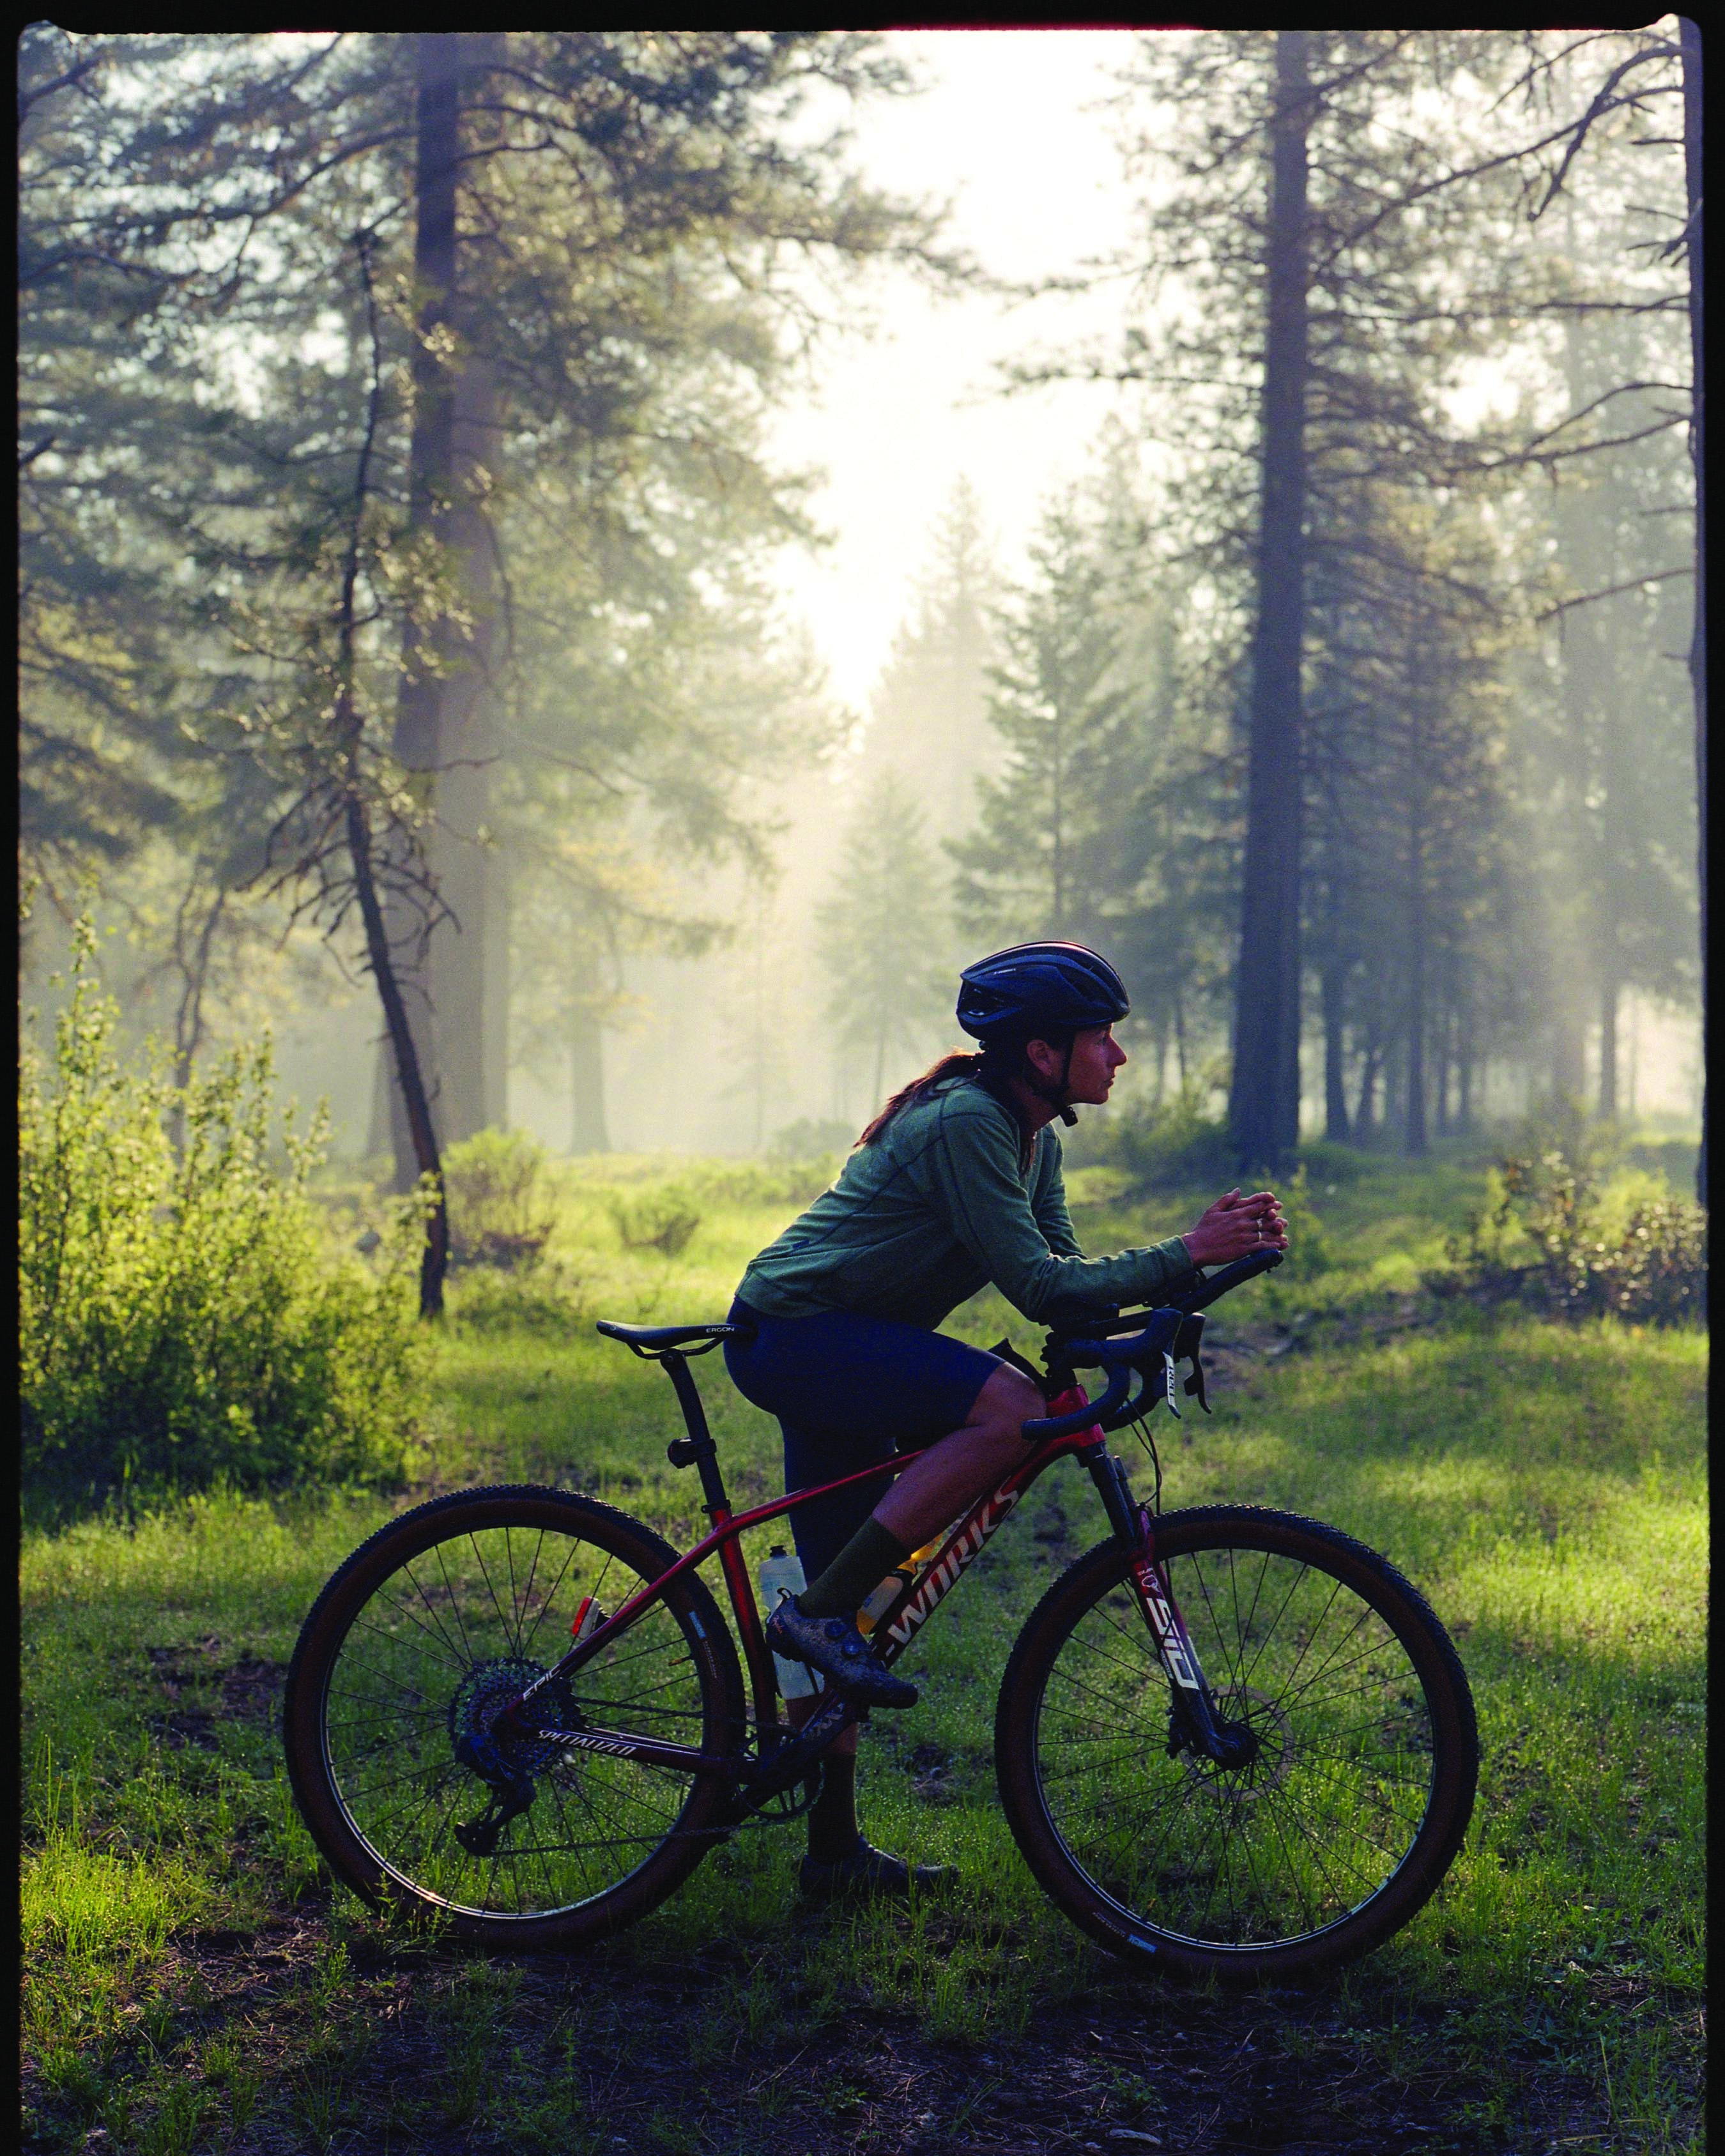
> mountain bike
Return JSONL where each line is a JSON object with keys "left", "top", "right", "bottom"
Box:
{"left": 283, "top": 1250, "right": 1478, "bottom": 1981}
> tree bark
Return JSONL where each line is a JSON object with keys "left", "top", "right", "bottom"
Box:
{"left": 1432, "top": 1007, "right": 1451, "bottom": 1140}
{"left": 569, "top": 949, "right": 610, "bottom": 1154}
{"left": 1173, "top": 982, "right": 1188, "bottom": 1090}
{"left": 1404, "top": 822, "right": 1428, "bottom": 1158}
{"left": 379, "top": 31, "right": 505, "bottom": 1189}
{"left": 1598, "top": 970, "right": 1620, "bottom": 1119}
{"left": 1229, "top": 30, "right": 1311, "bottom": 1172}
{"left": 1321, "top": 958, "right": 1349, "bottom": 1142}
{"left": 167, "top": 885, "right": 226, "bottom": 1152}
{"left": 1680, "top": 17, "right": 1705, "bottom": 1205}
{"left": 1549, "top": 1017, "right": 1584, "bottom": 1103}
{"left": 1353, "top": 1035, "right": 1381, "bottom": 1141}
{"left": 336, "top": 226, "right": 446, "bottom": 1317}
{"left": 349, "top": 790, "right": 448, "bottom": 1318}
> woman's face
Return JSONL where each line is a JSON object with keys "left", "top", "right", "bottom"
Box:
{"left": 1027, "top": 1023, "right": 1127, "bottom": 1106}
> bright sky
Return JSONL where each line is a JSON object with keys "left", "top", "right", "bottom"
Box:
{"left": 765, "top": 28, "right": 1147, "bottom": 722}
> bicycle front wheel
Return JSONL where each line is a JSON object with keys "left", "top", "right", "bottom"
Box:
{"left": 996, "top": 1506, "right": 1477, "bottom": 1980}
{"left": 284, "top": 1485, "right": 745, "bottom": 1950}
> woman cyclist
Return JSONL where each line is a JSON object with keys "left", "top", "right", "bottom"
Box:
{"left": 724, "top": 941, "right": 1288, "bottom": 1903}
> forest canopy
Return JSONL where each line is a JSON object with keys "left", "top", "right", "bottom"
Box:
{"left": 18, "top": 27, "right": 1702, "bottom": 1218}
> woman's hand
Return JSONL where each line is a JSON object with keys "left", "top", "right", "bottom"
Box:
{"left": 1181, "top": 1187, "right": 1289, "bottom": 1269}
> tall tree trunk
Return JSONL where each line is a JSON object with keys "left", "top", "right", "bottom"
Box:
{"left": 1229, "top": 29, "right": 1312, "bottom": 1172}
{"left": 1627, "top": 1000, "right": 1639, "bottom": 1119}
{"left": 1405, "top": 863, "right": 1428, "bottom": 1159}
{"left": 379, "top": 31, "right": 505, "bottom": 1189}
{"left": 1550, "top": 1008, "right": 1586, "bottom": 1103}
{"left": 350, "top": 790, "right": 448, "bottom": 1318}
{"left": 1598, "top": 968, "right": 1620, "bottom": 1119}
{"left": 1173, "top": 982, "right": 1188, "bottom": 1091}
{"left": 424, "top": 352, "right": 503, "bottom": 1147}
{"left": 1321, "top": 958, "right": 1349, "bottom": 1142}
{"left": 1432, "top": 1005, "right": 1451, "bottom": 1140}
{"left": 167, "top": 885, "right": 226, "bottom": 1152}
{"left": 1354, "top": 1034, "right": 1381, "bottom": 1141}
{"left": 1680, "top": 17, "right": 1705, "bottom": 1205}
{"left": 337, "top": 227, "right": 446, "bottom": 1316}
{"left": 569, "top": 950, "right": 610, "bottom": 1155}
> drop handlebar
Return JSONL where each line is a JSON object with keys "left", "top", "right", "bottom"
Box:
{"left": 1020, "top": 1249, "right": 1284, "bottom": 1443}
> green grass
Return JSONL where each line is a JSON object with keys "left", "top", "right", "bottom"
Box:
{"left": 19, "top": 1153, "right": 1706, "bottom": 2153}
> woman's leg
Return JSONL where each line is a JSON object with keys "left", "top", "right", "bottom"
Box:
{"left": 727, "top": 1302, "right": 1027, "bottom": 1626}
{"left": 870, "top": 1364, "right": 1045, "bottom": 1547}
{"left": 725, "top": 1305, "right": 998, "bottom": 1888}
{"left": 793, "top": 1365, "right": 1043, "bottom": 1619}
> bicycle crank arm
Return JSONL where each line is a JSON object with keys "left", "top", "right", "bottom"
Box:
{"left": 733, "top": 1692, "right": 862, "bottom": 1815}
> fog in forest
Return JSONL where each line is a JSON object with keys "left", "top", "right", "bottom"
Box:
{"left": 20, "top": 27, "right": 1702, "bottom": 1172}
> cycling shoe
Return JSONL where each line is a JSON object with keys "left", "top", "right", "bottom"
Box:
{"left": 799, "top": 1834, "right": 956, "bottom": 1904}
{"left": 764, "top": 1597, "right": 919, "bottom": 1709}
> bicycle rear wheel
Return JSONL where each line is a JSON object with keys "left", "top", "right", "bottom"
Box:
{"left": 284, "top": 1485, "right": 745, "bottom": 1949}
{"left": 995, "top": 1505, "right": 1477, "bottom": 1980}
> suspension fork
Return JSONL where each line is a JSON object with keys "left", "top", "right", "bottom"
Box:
{"left": 1081, "top": 1446, "right": 1247, "bottom": 1766}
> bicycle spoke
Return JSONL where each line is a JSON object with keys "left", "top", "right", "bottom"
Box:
{"left": 467, "top": 1531, "right": 520, "bottom": 1660}
{"left": 307, "top": 1511, "right": 728, "bottom": 1924}
{"left": 1030, "top": 1535, "right": 1452, "bottom": 1952}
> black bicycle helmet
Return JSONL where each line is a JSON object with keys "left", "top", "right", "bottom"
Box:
{"left": 956, "top": 941, "right": 1130, "bottom": 1042}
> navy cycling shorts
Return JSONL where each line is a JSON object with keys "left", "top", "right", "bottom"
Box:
{"left": 723, "top": 1299, "right": 1002, "bottom": 1579}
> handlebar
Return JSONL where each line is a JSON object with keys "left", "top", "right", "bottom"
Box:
{"left": 1172, "top": 1246, "right": 1284, "bottom": 1312}
{"left": 1020, "top": 1356, "right": 1144, "bottom": 1444}
{"left": 1021, "top": 1248, "right": 1284, "bottom": 1444}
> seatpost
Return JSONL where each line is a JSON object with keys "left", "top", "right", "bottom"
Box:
{"left": 661, "top": 1353, "right": 728, "bottom": 1512}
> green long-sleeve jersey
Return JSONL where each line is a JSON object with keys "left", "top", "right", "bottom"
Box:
{"left": 735, "top": 1076, "right": 1192, "bottom": 1330}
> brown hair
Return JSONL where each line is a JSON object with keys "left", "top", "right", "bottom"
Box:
{"left": 856, "top": 1032, "right": 1074, "bottom": 1159}
{"left": 857, "top": 1050, "right": 983, "bottom": 1148}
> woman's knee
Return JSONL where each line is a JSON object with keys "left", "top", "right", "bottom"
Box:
{"left": 969, "top": 1365, "right": 1046, "bottom": 1440}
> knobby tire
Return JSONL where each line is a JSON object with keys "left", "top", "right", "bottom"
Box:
{"left": 995, "top": 1505, "right": 1478, "bottom": 1981}
{"left": 284, "top": 1485, "right": 745, "bottom": 1950}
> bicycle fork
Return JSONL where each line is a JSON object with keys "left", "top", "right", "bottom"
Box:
{"left": 1083, "top": 1446, "right": 1255, "bottom": 1769}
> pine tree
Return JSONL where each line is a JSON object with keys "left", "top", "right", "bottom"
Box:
{"left": 862, "top": 480, "right": 1000, "bottom": 841}
{"left": 816, "top": 770, "right": 953, "bottom": 1113}
{"left": 17, "top": 29, "right": 942, "bottom": 1199}
{"left": 952, "top": 496, "right": 1138, "bottom": 945}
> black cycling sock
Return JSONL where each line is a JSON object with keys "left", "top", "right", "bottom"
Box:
{"left": 796, "top": 1518, "right": 912, "bottom": 1622}
{"left": 806, "top": 1752, "right": 859, "bottom": 1865}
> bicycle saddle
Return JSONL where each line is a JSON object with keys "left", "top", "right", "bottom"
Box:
{"left": 595, "top": 1319, "right": 751, "bottom": 1359}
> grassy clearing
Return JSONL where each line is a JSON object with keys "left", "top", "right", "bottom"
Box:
{"left": 19, "top": 1151, "right": 1705, "bottom": 2154}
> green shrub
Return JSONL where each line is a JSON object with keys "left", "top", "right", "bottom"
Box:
{"left": 443, "top": 1127, "right": 556, "bottom": 1269}
{"left": 1295, "top": 1138, "right": 1369, "bottom": 1187}
{"left": 604, "top": 1185, "right": 703, "bottom": 1258}
{"left": 1076, "top": 1082, "right": 1235, "bottom": 1192}
{"left": 684, "top": 1155, "right": 842, "bottom": 1208}
{"left": 1431, "top": 1113, "right": 1706, "bottom": 1327}
{"left": 766, "top": 1116, "right": 857, "bottom": 1161}
{"left": 19, "top": 917, "right": 427, "bottom": 1510}
{"left": 448, "top": 1262, "right": 588, "bottom": 1336}
{"left": 1260, "top": 1165, "right": 1337, "bottom": 1289}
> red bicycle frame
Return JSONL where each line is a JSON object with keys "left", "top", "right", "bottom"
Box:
{"left": 501, "top": 1368, "right": 1230, "bottom": 1784}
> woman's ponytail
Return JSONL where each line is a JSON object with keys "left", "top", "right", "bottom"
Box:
{"left": 857, "top": 1027, "right": 1078, "bottom": 1160}
{"left": 856, "top": 1050, "right": 981, "bottom": 1147}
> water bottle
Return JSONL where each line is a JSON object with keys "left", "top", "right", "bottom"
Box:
{"left": 856, "top": 1538, "right": 942, "bottom": 1635}
{"left": 758, "top": 1545, "right": 817, "bottom": 1699}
